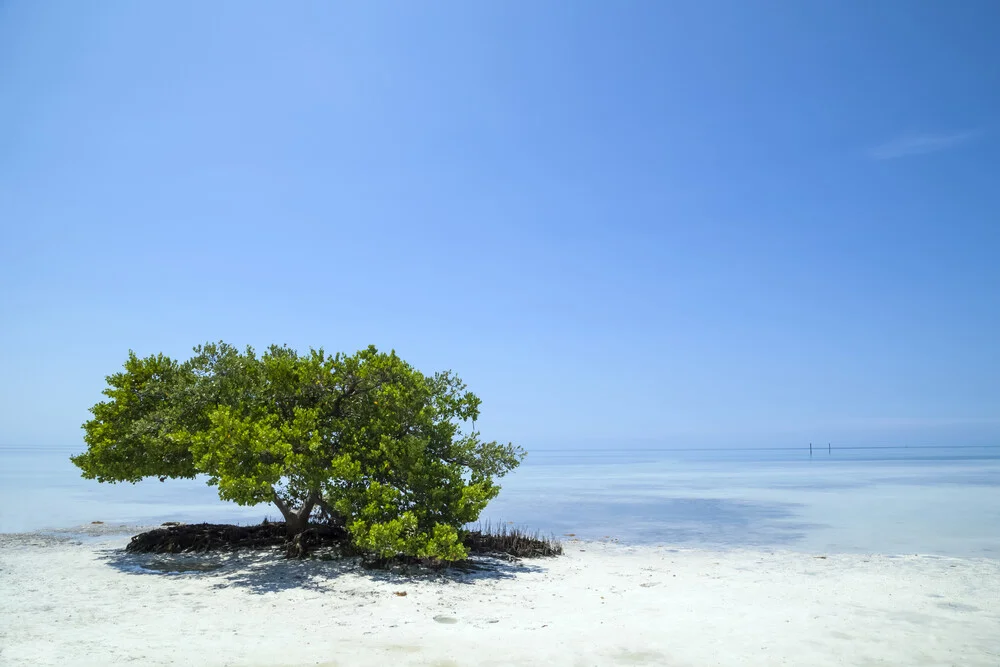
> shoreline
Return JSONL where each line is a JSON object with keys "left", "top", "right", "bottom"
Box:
{"left": 2, "top": 529, "right": 999, "bottom": 666}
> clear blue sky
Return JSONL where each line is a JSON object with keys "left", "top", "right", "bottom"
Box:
{"left": 2, "top": 1, "right": 998, "bottom": 450}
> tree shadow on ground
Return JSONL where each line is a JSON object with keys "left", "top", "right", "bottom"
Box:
{"left": 100, "top": 545, "right": 549, "bottom": 595}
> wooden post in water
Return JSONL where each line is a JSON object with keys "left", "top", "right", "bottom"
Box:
{"left": 809, "top": 442, "right": 813, "bottom": 456}
{"left": 828, "top": 442, "right": 831, "bottom": 454}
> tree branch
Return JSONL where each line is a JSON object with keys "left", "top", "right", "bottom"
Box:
{"left": 271, "top": 488, "right": 291, "bottom": 520}
{"left": 297, "top": 491, "right": 319, "bottom": 520}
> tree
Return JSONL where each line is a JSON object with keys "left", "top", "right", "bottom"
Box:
{"left": 72, "top": 343, "right": 524, "bottom": 560}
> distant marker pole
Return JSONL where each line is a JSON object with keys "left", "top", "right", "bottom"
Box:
{"left": 809, "top": 442, "right": 813, "bottom": 456}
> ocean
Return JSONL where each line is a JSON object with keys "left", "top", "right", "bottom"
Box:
{"left": 2, "top": 445, "right": 998, "bottom": 557}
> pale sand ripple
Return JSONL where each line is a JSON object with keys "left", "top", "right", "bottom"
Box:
{"left": 1, "top": 535, "right": 998, "bottom": 666}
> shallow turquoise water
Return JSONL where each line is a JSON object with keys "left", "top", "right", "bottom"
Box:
{"left": 0, "top": 446, "right": 267, "bottom": 532}
{"left": 2, "top": 445, "right": 998, "bottom": 557}
{"left": 483, "top": 446, "right": 1000, "bottom": 557}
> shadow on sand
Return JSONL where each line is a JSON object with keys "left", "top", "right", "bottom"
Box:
{"left": 100, "top": 546, "right": 548, "bottom": 595}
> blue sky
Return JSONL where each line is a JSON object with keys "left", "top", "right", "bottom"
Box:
{"left": 2, "top": 1, "right": 998, "bottom": 450}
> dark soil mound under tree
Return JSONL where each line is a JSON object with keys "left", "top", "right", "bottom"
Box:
{"left": 125, "top": 521, "right": 346, "bottom": 556}
{"left": 125, "top": 521, "right": 562, "bottom": 561}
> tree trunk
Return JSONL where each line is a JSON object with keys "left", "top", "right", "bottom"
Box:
{"left": 284, "top": 512, "right": 308, "bottom": 538}
{"left": 271, "top": 490, "right": 319, "bottom": 538}
{"left": 271, "top": 490, "right": 324, "bottom": 559}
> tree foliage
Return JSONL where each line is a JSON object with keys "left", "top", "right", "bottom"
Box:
{"left": 72, "top": 343, "right": 524, "bottom": 561}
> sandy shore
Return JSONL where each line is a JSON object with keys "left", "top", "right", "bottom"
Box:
{"left": 1, "top": 529, "right": 998, "bottom": 666}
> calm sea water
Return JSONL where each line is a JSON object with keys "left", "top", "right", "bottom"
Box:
{"left": 2, "top": 445, "right": 998, "bottom": 557}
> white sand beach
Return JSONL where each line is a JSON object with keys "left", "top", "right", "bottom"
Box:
{"left": 2, "top": 529, "right": 998, "bottom": 667}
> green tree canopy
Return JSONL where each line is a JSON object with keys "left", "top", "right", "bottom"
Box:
{"left": 72, "top": 343, "right": 524, "bottom": 561}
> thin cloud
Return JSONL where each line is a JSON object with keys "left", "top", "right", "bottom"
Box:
{"left": 869, "top": 130, "right": 980, "bottom": 160}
